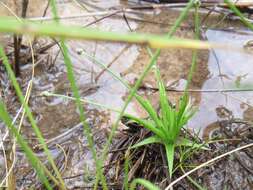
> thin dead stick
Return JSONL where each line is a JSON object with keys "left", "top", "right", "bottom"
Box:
{"left": 221, "top": 92, "right": 253, "bottom": 107}
{"left": 28, "top": 10, "right": 135, "bottom": 21}
{"left": 137, "top": 1, "right": 253, "bottom": 8}
{"left": 14, "top": 0, "right": 29, "bottom": 76}
{"left": 0, "top": 1, "right": 39, "bottom": 187}
{"left": 122, "top": 1, "right": 253, "bottom": 10}
{"left": 95, "top": 44, "right": 131, "bottom": 82}
{"left": 42, "top": 0, "right": 50, "bottom": 18}
{"left": 28, "top": 1, "right": 253, "bottom": 21}
{"left": 28, "top": 11, "right": 252, "bottom": 23}
{"left": 165, "top": 142, "right": 253, "bottom": 190}
{"left": 84, "top": 10, "right": 122, "bottom": 27}
{"left": 33, "top": 123, "right": 83, "bottom": 149}
{"left": 139, "top": 85, "right": 253, "bottom": 93}
{"left": 13, "top": 35, "right": 20, "bottom": 76}
{"left": 0, "top": 137, "right": 8, "bottom": 188}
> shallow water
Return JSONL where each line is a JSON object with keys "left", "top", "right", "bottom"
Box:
{"left": 192, "top": 29, "right": 253, "bottom": 137}
{"left": 0, "top": 0, "right": 253, "bottom": 188}
{"left": 0, "top": 0, "right": 142, "bottom": 188}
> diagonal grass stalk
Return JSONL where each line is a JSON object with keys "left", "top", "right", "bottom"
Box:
{"left": 0, "top": 3, "right": 41, "bottom": 187}
{"left": 76, "top": 9, "right": 202, "bottom": 178}
{"left": 83, "top": 0, "right": 202, "bottom": 180}
{"left": 41, "top": 91, "right": 121, "bottom": 113}
{"left": 95, "top": 0, "right": 197, "bottom": 187}
{"left": 224, "top": 0, "right": 253, "bottom": 31}
{"left": 48, "top": 0, "right": 106, "bottom": 189}
{"left": 0, "top": 101, "right": 52, "bottom": 190}
{"left": 176, "top": 5, "right": 205, "bottom": 190}
{"left": 0, "top": 47, "right": 65, "bottom": 189}
{"left": 185, "top": 0, "right": 201, "bottom": 93}
{"left": 60, "top": 41, "right": 107, "bottom": 189}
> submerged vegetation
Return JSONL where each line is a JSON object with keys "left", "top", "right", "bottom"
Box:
{"left": 0, "top": 0, "right": 253, "bottom": 189}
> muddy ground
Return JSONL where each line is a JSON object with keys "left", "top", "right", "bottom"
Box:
{"left": 0, "top": 0, "right": 253, "bottom": 189}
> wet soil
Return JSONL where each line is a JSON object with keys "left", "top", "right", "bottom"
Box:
{"left": 0, "top": 0, "right": 253, "bottom": 189}
{"left": 107, "top": 115, "right": 253, "bottom": 190}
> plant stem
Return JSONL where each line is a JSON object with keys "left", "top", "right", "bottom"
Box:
{"left": 0, "top": 18, "right": 223, "bottom": 50}
{"left": 0, "top": 46, "right": 64, "bottom": 189}
{"left": 95, "top": 0, "right": 197, "bottom": 187}
{"left": 48, "top": 1, "right": 106, "bottom": 189}
{"left": 224, "top": 0, "right": 253, "bottom": 31}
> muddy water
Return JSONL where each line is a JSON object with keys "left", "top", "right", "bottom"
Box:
{"left": 0, "top": 0, "right": 48, "bottom": 46}
{"left": 0, "top": 0, "right": 47, "bottom": 17}
{"left": 124, "top": 10, "right": 253, "bottom": 139}
{"left": 1, "top": 0, "right": 141, "bottom": 188}
{"left": 192, "top": 29, "right": 253, "bottom": 137}
{"left": 0, "top": 0, "right": 253, "bottom": 188}
{"left": 122, "top": 10, "right": 209, "bottom": 117}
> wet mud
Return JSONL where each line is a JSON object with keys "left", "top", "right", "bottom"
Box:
{"left": 0, "top": 0, "right": 252, "bottom": 189}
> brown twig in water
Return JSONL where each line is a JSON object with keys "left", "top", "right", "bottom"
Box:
{"left": 13, "top": 35, "right": 20, "bottom": 76}
{"left": 42, "top": 0, "right": 50, "bottom": 18}
{"left": 139, "top": 85, "right": 253, "bottom": 93}
{"left": 12, "top": 0, "right": 29, "bottom": 76}
{"left": 95, "top": 44, "right": 131, "bottom": 82}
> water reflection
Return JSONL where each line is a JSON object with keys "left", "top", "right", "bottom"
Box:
{"left": 189, "top": 29, "right": 253, "bottom": 137}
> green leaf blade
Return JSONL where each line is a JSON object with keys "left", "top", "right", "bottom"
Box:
{"left": 124, "top": 114, "right": 166, "bottom": 140}
{"left": 131, "top": 136, "right": 162, "bottom": 149}
{"left": 130, "top": 178, "right": 161, "bottom": 190}
{"left": 135, "top": 94, "right": 163, "bottom": 129}
{"left": 165, "top": 143, "right": 175, "bottom": 178}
